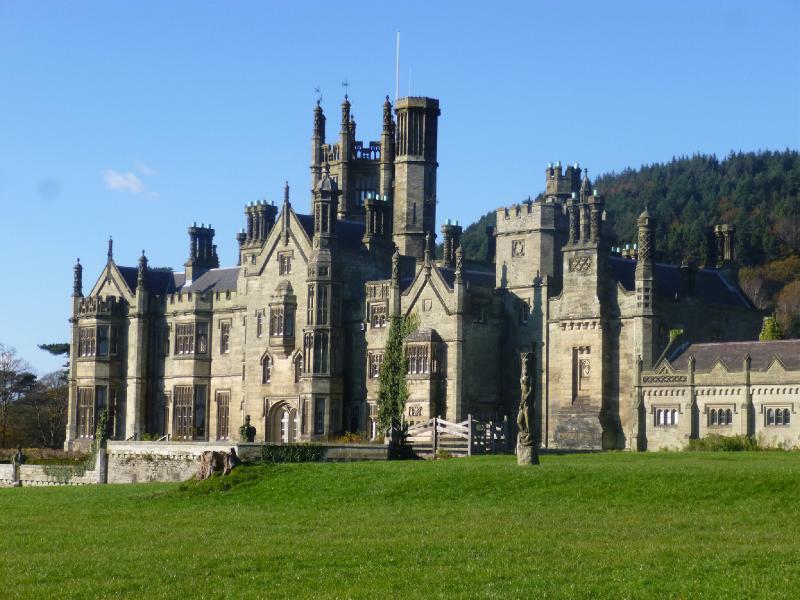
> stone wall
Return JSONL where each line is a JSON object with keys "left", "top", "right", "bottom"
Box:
{"left": 107, "top": 441, "right": 231, "bottom": 484}
{"left": 0, "top": 463, "right": 15, "bottom": 487}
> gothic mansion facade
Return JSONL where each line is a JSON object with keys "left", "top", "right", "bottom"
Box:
{"left": 67, "top": 94, "right": 788, "bottom": 452}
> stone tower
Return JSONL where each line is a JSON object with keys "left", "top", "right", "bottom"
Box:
{"left": 392, "top": 97, "right": 440, "bottom": 259}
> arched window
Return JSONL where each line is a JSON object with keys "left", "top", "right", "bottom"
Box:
{"left": 671, "top": 409, "right": 677, "bottom": 425}
{"left": 725, "top": 409, "right": 732, "bottom": 426}
{"left": 656, "top": 409, "right": 663, "bottom": 426}
{"left": 710, "top": 409, "right": 717, "bottom": 425}
{"left": 784, "top": 409, "right": 791, "bottom": 425}
{"left": 665, "top": 409, "right": 672, "bottom": 426}
{"left": 767, "top": 409, "right": 775, "bottom": 425}
{"left": 294, "top": 353, "right": 303, "bottom": 383}
{"left": 262, "top": 355, "right": 271, "bottom": 384}
{"left": 776, "top": 409, "right": 784, "bottom": 425}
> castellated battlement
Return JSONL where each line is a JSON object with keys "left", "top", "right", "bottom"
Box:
{"left": 545, "top": 161, "right": 582, "bottom": 200}
{"left": 495, "top": 200, "right": 559, "bottom": 236}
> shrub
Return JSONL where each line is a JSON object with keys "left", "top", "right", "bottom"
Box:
{"left": 686, "top": 434, "right": 761, "bottom": 452}
{"left": 335, "top": 432, "right": 365, "bottom": 444}
{"left": 260, "top": 443, "right": 326, "bottom": 463}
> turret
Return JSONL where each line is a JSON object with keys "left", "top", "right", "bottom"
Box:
{"left": 379, "top": 96, "right": 395, "bottom": 211}
{"left": 313, "top": 164, "right": 339, "bottom": 248}
{"left": 337, "top": 95, "right": 352, "bottom": 219}
{"left": 392, "top": 97, "right": 440, "bottom": 260}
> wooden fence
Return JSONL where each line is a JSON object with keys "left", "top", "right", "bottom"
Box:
{"left": 403, "top": 415, "right": 510, "bottom": 457}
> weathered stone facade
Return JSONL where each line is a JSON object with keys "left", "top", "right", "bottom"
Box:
{"left": 66, "top": 94, "right": 772, "bottom": 452}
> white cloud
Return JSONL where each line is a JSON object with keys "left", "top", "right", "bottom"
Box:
{"left": 134, "top": 160, "right": 156, "bottom": 177}
{"left": 104, "top": 169, "right": 145, "bottom": 194}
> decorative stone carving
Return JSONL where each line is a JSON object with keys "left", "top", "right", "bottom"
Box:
{"left": 568, "top": 256, "right": 592, "bottom": 273}
{"left": 517, "top": 352, "right": 539, "bottom": 465}
{"left": 512, "top": 240, "right": 525, "bottom": 257}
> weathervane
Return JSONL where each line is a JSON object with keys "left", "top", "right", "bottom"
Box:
{"left": 314, "top": 85, "right": 322, "bottom": 104}
{"left": 341, "top": 79, "right": 350, "bottom": 98}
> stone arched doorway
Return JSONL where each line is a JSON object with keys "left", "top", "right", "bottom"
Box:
{"left": 268, "top": 402, "right": 297, "bottom": 443}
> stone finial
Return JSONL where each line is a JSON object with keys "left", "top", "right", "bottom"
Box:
{"left": 283, "top": 180, "right": 290, "bottom": 204}
{"left": 313, "top": 100, "right": 324, "bottom": 134}
{"left": 383, "top": 95, "right": 393, "bottom": 132}
{"left": 424, "top": 232, "right": 432, "bottom": 265}
{"left": 107, "top": 236, "right": 113, "bottom": 262}
{"left": 455, "top": 246, "right": 464, "bottom": 284}
{"left": 341, "top": 94, "right": 351, "bottom": 128}
{"left": 137, "top": 250, "right": 148, "bottom": 290}
{"left": 73, "top": 258, "right": 83, "bottom": 298}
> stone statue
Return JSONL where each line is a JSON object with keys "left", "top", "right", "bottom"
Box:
{"left": 517, "top": 353, "right": 539, "bottom": 465}
{"left": 241, "top": 415, "right": 256, "bottom": 443}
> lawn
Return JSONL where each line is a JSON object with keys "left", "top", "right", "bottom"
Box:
{"left": 1, "top": 453, "right": 798, "bottom": 599}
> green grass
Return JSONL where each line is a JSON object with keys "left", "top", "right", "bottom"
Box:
{"left": 1, "top": 453, "right": 799, "bottom": 599}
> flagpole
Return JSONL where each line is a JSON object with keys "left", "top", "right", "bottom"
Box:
{"left": 395, "top": 31, "right": 400, "bottom": 101}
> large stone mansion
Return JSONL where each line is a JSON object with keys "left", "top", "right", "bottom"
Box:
{"left": 65, "top": 94, "right": 800, "bottom": 451}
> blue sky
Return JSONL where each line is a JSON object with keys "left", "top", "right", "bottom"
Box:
{"left": 1, "top": 0, "right": 798, "bottom": 374}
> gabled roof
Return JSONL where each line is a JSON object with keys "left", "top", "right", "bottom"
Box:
{"left": 669, "top": 339, "right": 800, "bottom": 372}
{"left": 608, "top": 257, "right": 752, "bottom": 308}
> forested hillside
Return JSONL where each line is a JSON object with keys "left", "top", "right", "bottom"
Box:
{"left": 459, "top": 150, "right": 800, "bottom": 335}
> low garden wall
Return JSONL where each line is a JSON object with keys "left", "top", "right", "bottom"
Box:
{"left": 106, "top": 441, "right": 232, "bottom": 484}
{"left": 1, "top": 441, "right": 391, "bottom": 487}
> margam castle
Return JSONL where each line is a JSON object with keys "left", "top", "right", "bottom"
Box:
{"left": 65, "top": 94, "right": 800, "bottom": 452}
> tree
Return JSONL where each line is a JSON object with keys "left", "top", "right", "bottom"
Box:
{"left": 759, "top": 316, "right": 783, "bottom": 341}
{"left": 0, "top": 345, "right": 37, "bottom": 447}
{"left": 32, "top": 372, "right": 68, "bottom": 449}
{"left": 377, "top": 312, "right": 419, "bottom": 432}
{"left": 38, "top": 342, "right": 70, "bottom": 369}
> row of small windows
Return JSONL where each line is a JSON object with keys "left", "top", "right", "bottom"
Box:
{"left": 709, "top": 408, "right": 733, "bottom": 426}
{"left": 766, "top": 408, "right": 791, "bottom": 426}
{"left": 655, "top": 408, "right": 678, "bottom": 427}
{"left": 78, "top": 326, "right": 119, "bottom": 357}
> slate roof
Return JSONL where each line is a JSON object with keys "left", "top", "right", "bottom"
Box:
{"left": 116, "top": 266, "right": 237, "bottom": 295}
{"left": 608, "top": 256, "right": 752, "bottom": 308}
{"left": 181, "top": 267, "right": 240, "bottom": 293}
{"left": 668, "top": 339, "right": 800, "bottom": 372}
{"left": 437, "top": 266, "right": 495, "bottom": 289}
{"left": 294, "top": 213, "right": 366, "bottom": 250}
{"left": 117, "top": 267, "right": 185, "bottom": 295}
